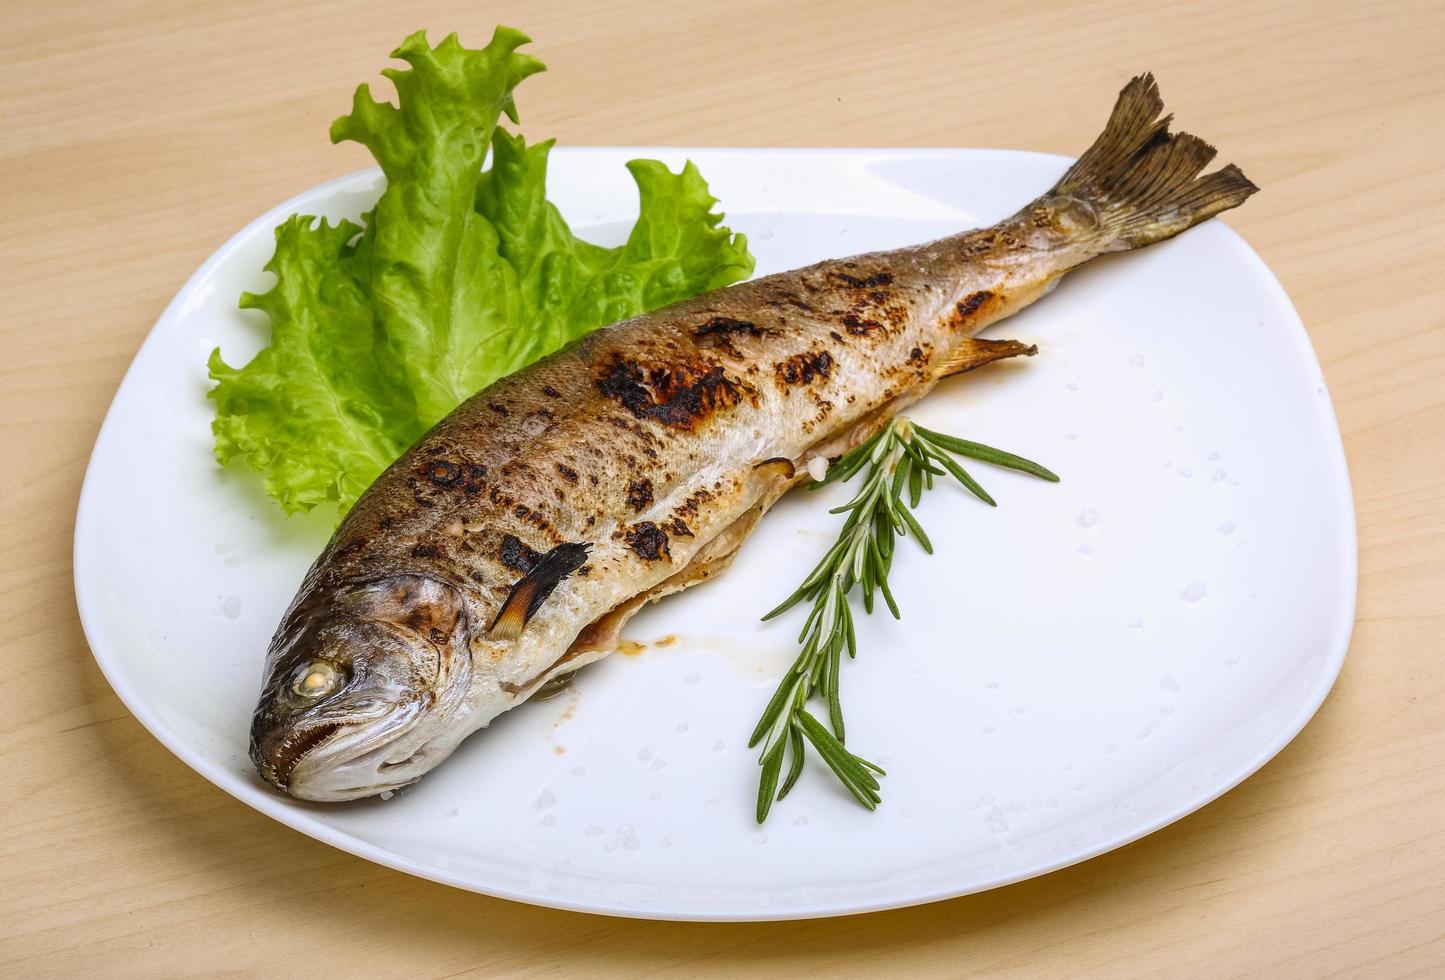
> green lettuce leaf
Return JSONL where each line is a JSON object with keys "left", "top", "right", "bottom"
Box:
{"left": 207, "top": 215, "right": 413, "bottom": 513}
{"left": 208, "top": 27, "right": 753, "bottom": 517}
{"left": 469, "top": 130, "right": 756, "bottom": 392}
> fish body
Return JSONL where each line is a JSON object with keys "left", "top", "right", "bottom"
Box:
{"left": 251, "top": 75, "right": 1256, "bottom": 800}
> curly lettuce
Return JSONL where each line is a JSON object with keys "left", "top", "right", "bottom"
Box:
{"left": 208, "top": 27, "right": 753, "bottom": 516}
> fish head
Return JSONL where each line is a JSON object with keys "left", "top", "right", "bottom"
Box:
{"left": 249, "top": 574, "right": 474, "bottom": 801}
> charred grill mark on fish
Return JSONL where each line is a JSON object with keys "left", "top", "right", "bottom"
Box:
{"left": 956, "top": 290, "right": 994, "bottom": 318}
{"left": 499, "top": 534, "right": 541, "bottom": 573}
{"left": 833, "top": 270, "right": 894, "bottom": 289}
{"left": 425, "top": 460, "right": 462, "bottom": 487}
{"left": 693, "top": 316, "right": 773, "bottom": 356}
{"left": 841, "top": 312, "right": 884, "bottom": 335}
{"left": 596, "top": 354, "right": 754, "bottom": 430}
{"left": 624, "top": 521, "right": 670, "bottom": 561}
{"left": 626, "top": 478, "right": 654, "bottom": 512}
{"left": 775, "top": 349, "right": 833, "bottom": 389}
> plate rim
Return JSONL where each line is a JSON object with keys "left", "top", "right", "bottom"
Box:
{"left": 72, "top": 147, "right": 1358, "bottom": 921}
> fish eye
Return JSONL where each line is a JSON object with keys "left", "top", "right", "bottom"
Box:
{"left": 292, "top": 661, "right": 342, "bottom": 699}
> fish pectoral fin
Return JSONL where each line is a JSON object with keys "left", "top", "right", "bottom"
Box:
{"left": 752, "top": 456, "right": 796, "bottom": 481}
{"left": 487, "top": 542, "right": 591, "bottom": 640}
{"left": 934, "top": 338, "right": 1037, "bottom": 380}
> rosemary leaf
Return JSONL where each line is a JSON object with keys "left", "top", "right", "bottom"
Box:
{"left": 915, "top": 426, "right": 1061, "bottom": 482}
{"left": 749, "top": 415, "right": 1057, "bottom": 822}
{"left": 756, "top": 739, "right": 786, "bottom": 823}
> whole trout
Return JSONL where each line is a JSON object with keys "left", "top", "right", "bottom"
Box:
{"left": 251, "top": 75, "right": 1256, "bottom": 800}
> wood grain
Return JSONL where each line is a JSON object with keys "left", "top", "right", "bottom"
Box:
{"left": 2, "top": 0, "right": 1442, "bottom": 975}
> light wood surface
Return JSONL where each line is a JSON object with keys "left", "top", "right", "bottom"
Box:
{"left": 3, "top": 0, "right": 1442, "bottom": 975}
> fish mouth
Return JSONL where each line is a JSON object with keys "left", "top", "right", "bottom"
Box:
{"left": 265, "top": 721, "right": 343, "bottom": 788}
{"left": 257, "top": 699, "right": 435, "bottom": 802}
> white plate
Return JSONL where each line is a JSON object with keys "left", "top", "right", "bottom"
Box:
{"left": 74, "top": 148, "right": 1356, "bottom": 920}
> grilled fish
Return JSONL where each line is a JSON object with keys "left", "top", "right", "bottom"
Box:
{"left": 251, "top": 74, "right": 1256, "bottom": 800}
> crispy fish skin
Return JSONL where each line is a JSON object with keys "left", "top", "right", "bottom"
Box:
{"left": 251, "top": 74, "right": 1257, "bottom": 800}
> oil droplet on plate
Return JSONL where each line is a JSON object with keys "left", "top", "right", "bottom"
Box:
{"left": 1129, "top": 354, "right": 1146, "bottom": 368}
{"left": 221, "top": 595, "right": 242, "bottom": 619}
{"left": 1076, "top": 508, "right": 1098, "bottom": 528}
{"left": 1217, "top": 520, "right": 1236, "bottom": 535}
{"left": 1182, "top": 581, "right": 1208, "bottom": 603}
{"left": 1160, "top": 675, "right": 1181, "bottom": 693}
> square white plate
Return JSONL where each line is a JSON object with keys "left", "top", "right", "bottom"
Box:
{"left": 74, "top": 147, "right": 1355, "bottom": 920}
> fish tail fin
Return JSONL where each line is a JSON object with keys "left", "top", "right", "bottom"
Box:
{"left": 1051, "top": 73, "right": 1258, "bottom": 250}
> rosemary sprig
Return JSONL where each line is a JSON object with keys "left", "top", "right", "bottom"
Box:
{"left": 749, "top": 416, "right": 1059, "bottom": 823}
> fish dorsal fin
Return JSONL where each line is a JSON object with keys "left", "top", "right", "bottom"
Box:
{"left": 934, "top": 338, "right": 1037, "bottom": 379}
{"left": 487, "top": 542, "right": 591, "bottom": 641}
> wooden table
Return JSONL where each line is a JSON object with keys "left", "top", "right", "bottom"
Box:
{"left": 4, "top": 0, "right": 1441, "bottom": 975}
